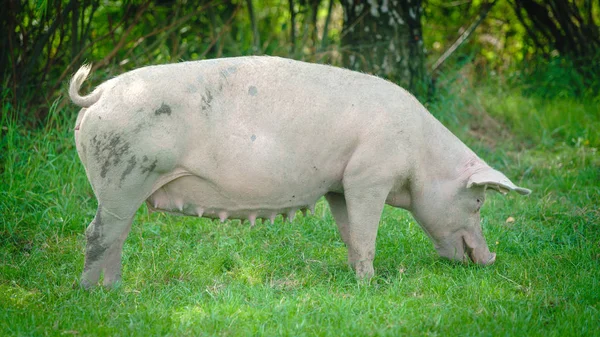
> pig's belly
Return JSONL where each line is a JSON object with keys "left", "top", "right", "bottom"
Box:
{"left": 145, "top": 175, "right": 326, "bottom": 223}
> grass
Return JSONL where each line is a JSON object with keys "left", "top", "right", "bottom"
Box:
{"left": 479, "top": 88, "right": 600, "bottom": 149}
{"left": 1, "top": 76, "right": 599, "bottom": 336}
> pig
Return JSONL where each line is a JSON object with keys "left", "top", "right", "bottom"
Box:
{"left": 69, "top": 56, "right": 531, "bottom": 288}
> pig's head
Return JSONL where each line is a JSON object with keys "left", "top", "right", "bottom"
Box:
{"left": 411, "top": 166, "right": 531, "bottom": 265}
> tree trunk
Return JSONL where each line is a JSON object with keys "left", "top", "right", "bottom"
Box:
{"left": 340, "top": 0, "right": 427, "bottom": 98}
{"left": 289, "top": 0, "right": 297, "bottom": 54}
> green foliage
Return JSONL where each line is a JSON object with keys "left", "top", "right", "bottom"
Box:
{"left": 481, "top": 89, "right": 600, "bottom": 148}
{"left": 423, "top": 0, "right": 531, "bottom": 73}
{"left": 427, "top": 52, "right": 600, "bottom": 149}
{"left": 511, "top": 55, "right": 600, "bottom": 98}
{"left": 424, "top": 0, "right": 600, "bottom": 96}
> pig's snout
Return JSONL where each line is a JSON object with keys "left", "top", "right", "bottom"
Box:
{"left": 468, "top": 249, "right": 496, "bottom": 265}
{"left": 486, "top": 252, "right": 496, "bottom": 265}
{"left": 464, "top": 236, "right": 496, "bottom": 266}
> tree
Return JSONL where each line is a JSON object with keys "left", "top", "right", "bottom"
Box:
{"left": 0, "top": 1, "right": 243, "bottom": 124}
{"left": 511, "top": 0, "right": 600, "bottom": 61}
{"left": 340, "top": 0, "right": 427, "bottom": 97}
{"left": 507, "top": 0, "right": 600, "bottom": 95}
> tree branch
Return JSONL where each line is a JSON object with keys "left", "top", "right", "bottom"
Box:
{"left": 49, "top": 3, "right": 141, "bottom": 100}
{"left": 246, "top": 0, "right": 261, "bottom": 54}
{"left": 121, "top": 1, "right": 220, "bottom": 62}
{"left": 200, "top": 4, "right": 242, "bottom": 58}
{"left": 20, "top": 0, "right": 76, "bottom": 99}
{"left": 95, "top": 2, "right": 150, "bottom": 70}
{"left": 289, "top": 0, "right": 297, "bottom": 54}
{"left": 430, "top": 0, "right": 497, "bottom": 74}
{"left": 320, "top": 0, "right": 334, "bottom": 50}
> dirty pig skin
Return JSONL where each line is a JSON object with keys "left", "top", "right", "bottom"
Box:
{"left": 69, "top": 56, "right": 531, "bottom": 288}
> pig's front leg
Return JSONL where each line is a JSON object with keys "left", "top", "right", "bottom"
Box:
{"left": 341, "top": 184, "right": 390, "bottom": 279}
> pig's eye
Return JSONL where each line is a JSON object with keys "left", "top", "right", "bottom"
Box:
{"left": 475, "top": 198, "right": 483, "bottom": 212}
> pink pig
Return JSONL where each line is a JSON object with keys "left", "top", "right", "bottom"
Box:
{"left": 70, "top": 56, "right": 530, "bottom": 288}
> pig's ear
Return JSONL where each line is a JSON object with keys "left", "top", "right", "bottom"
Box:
{"left": 467, "top": 168, "right": 531, "bottom": 195}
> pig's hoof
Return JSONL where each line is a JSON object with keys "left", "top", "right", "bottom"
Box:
{"left": 354, "top": 260, "right": 375, "bottom": 279}
{"left": 102, "top": 280, "right": 123, "bottom": 289}
{"left": 80, "top": 279, "right": 96, "bottom": 290}
{"left": 103, "top": 273, "right": 123, "bottom": 288}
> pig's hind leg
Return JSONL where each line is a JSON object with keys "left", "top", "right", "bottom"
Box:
{"left": 81, "top": 169, "right": 162, "bottom": 289}
{"left": 81, "top": 206, "right": 135, "bottom": 288}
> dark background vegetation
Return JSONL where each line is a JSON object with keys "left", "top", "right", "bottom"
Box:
{"left": 1, "top": 0, "right": 599, "bottom": 125}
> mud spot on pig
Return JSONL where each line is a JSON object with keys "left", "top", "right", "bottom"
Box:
{"left": 91, "top": 132, "right": 131, "bottom": 178}
{"left": 120, "top": 155, "right": 137, "bottom": 185}
{"left": 220, "top": 66, "right": 237, "bottom": 79}
{"left": 133, "top": 122, "right": 147, "bottom": 134}
{"left": 201, "top": 89, "right": 214, "bottom": 111}
{"left": 251, "top": 134, "right": 257, "bottom": 142}
{"left": 154, "top": 103, "right": 172, "bottom": 116}
{"left": 141, "top": 156, "right": 158, "bottom": 176}
{"left": 248, "top": 86, "right": 258, "bottom": 96}
{"left": 84, "top": 207, "right": 107, "bottom": 272}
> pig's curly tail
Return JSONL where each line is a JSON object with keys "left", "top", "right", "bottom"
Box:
{"left": 69, "top": 64, "right": 103, "bottom": 108}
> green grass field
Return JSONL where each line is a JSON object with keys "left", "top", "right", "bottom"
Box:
{"left": 1, "top": 77, "right": 599, "bottom": 336}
